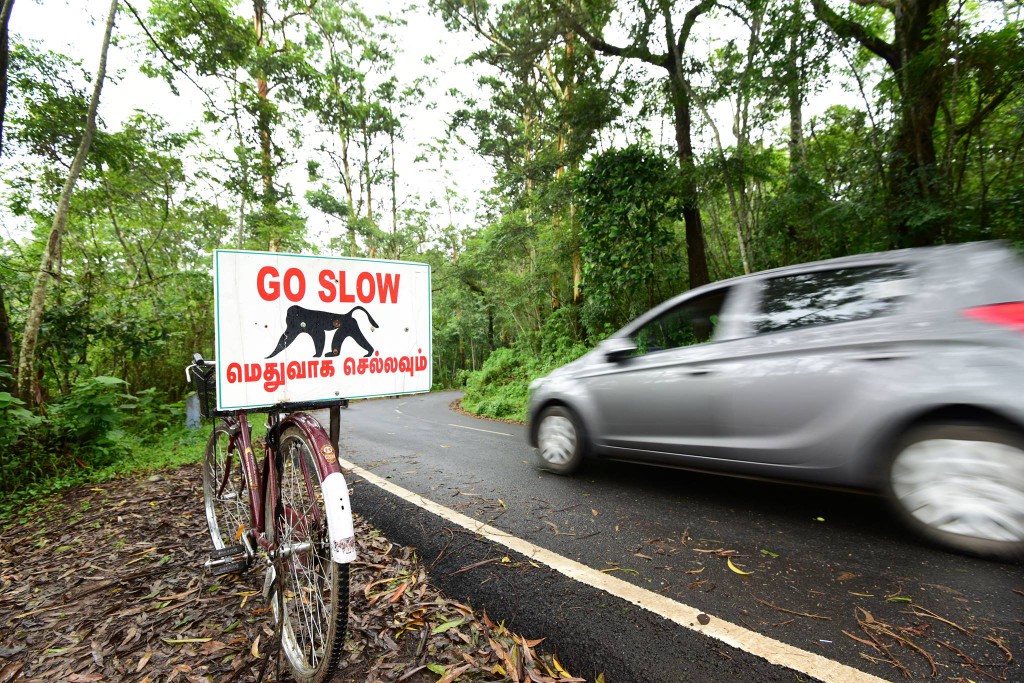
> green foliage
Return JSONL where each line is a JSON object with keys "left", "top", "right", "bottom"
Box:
{"left": 0, "top": 374, "right": 196, "bottom": 499}
{"left": 461, "top": 310, "right": 589, "bottom": 422}
{"left": 0, "top": 423, "right": 206, "bottom": 523}
{"left": 575, "top": 144, "right": 687, "bottom": 338}
{"left": 43, "top": 376, "right": 130, "bottom": 467}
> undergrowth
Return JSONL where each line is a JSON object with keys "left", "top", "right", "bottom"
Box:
{"left": 460, "top": 311, "right": 591, "bottom": 422}
{"left": 0, "top": 368, "right": 224, "bottom": 525}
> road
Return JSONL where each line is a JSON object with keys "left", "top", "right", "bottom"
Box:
{"left": 334, "top": 391, "right": 1023, "bottom": 683}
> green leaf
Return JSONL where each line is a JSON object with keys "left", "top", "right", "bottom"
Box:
{"left": 426, "top": 663, "right": 447, "bottom": 675}
{"left": 430, "top": 617, "right": 466, "bottom": 635}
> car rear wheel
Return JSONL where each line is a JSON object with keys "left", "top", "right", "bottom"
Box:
{"left": 886, "top": 424, "right": 1024, "bottom": 560}
{"left": 536, "top": 406, "right": 584, "bottom": 475}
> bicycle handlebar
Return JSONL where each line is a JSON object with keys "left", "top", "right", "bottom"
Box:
{"left": 185, "top": 354, "right": 217, "bottom": 383}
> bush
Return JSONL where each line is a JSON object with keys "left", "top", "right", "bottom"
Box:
{"left": 461, "top": 333, "right": 589, "bottom": 422}
{"left": 0, "top": 375, "right": 133, "bottom": 497}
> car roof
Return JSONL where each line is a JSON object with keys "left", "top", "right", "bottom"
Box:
{"left": 704, "top": 241, "right": 1010, "bottom": 291}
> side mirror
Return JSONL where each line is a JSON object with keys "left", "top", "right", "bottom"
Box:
{"left": 602, "top": 337, "right": 637, "bottom": 362}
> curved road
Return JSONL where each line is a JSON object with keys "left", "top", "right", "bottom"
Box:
{"left": 334, "top": 391, "right": 1022, "bottom": 682}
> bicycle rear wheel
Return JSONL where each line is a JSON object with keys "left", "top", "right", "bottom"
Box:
{"left": 202, "top": 425, "right": 249, "bottom": 550}
{"left": 265, "top": 426, "right": 349, "bottom": 683}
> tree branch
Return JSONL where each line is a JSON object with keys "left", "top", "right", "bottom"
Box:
{"left": 954, "top": 81, "right": 1015, "bottom": 142}
{"left": 810, "top": 0, "right": 899, "bottom": 72}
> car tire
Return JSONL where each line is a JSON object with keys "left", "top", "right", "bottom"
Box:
{"left": 885, "top": 423, "right": 1024, "bottom": 561}
{"left": 535, "top": 406, "right": 585, "bottom": 475}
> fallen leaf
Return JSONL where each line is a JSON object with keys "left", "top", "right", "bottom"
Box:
{"left": 760, "top": 549, "right": 780, "bottom": 558}
{"left": 591, "top": 509, "right": 599, "bottom": 516}
{"left": 431, "top": 617, "right": 466, "bottom": 634}
{"left": 727, "top": 557, "right": 752, "bottom": 575}
{"left": 136, "top": 649, "right": 152, "bottom": 672}
{"left": 162, "top": 637, "right": 213, "bottom": 644}
{"left": 389, "top": 581, "right": 409, "bottom": 603}
{"left": 251, "top": 635, "right": 262, "bottom": 659}
{"left": 836, "top": 571, "right": 858, "bottom": 582}
{"left": 426, "top": 663, "right": 447, "bottom": 675}
{"left": 0, "top": 662, "right": 25, "bottom": 683}
{"left": 199, "top": 640, "right": 230, "bottom": 654}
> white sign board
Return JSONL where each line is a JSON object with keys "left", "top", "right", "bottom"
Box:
{"left": 214, "top": 250, "right": 431, "bottom": 411}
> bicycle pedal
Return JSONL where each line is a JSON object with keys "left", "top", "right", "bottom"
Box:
{"left": 209, "top": 559, "right": 249, "bottom": 576}
{"left": 205, "top": 545, "right": 248, "bottom": 575}
{"left": 210, "top": 545, "right": 246, "bottom": 560}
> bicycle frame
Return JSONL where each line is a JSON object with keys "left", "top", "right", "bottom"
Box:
{"left": 190, "top": 354, "right": 356, "bottom": 563}
{"left": 216, "top": 410, "right": 351, "bottom": 558}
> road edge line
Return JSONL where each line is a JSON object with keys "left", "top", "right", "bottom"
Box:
{"left": 340, "top": 457, "right": 887, "bottom": 683}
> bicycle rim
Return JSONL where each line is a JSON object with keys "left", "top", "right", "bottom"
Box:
{"left": 266, "top": 427, "right": 349, "bottom": 683}
{"left": 202, "top": 426, "right": 248, "bottom": 550}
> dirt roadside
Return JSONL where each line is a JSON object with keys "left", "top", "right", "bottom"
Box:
{"left": 0, "top": 464, "right": 584, "bottom": 683}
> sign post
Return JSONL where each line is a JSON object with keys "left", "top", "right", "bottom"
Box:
{"left": 214, "top": 250, "right": 431, "bottom": 411}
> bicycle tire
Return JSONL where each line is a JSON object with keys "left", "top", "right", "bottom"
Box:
{"left": 265, "top": 426, "right": 349, "bottom": 683}
{"left": 202, "top": 424, "right": 249, "bottom": 551}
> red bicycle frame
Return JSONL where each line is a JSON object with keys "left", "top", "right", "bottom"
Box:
{"left": 215, "top": 410, "right": 345, "bottom": 550}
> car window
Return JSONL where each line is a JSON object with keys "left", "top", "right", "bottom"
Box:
{"left": 752, "top": 265, "right": 912, "bottom": 335}
{"left": 631, "top": 288, "right": 730, "bottom": 355}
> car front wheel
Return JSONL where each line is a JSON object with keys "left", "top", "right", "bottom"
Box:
{"left": 535, "top": 406, "right": 584, "bottom": 475}
{"left": 886, "top": 423, "right": 1024, "bottom": 561}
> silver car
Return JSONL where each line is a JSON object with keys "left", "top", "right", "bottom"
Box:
{"left": 527, "top": 242, "right": 1024, "bottom": 560}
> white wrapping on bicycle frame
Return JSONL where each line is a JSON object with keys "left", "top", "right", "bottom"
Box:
{"left": 320, "top": 472, "right": 357, "bottom": 563}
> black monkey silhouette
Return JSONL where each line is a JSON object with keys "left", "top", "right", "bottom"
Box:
{"left": 266, "top": 305, "right": 379, "bottom": 359}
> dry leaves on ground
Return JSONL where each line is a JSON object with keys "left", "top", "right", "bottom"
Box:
{"left": 0, "top": 464, "right": 582, "bottom": 683}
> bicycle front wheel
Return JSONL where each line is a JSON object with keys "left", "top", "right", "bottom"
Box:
{"left": 203, "top": 425, "right": 249, "bottom": 550}
{"left": 265, "top": 426, "right": 350, "bottom": 683}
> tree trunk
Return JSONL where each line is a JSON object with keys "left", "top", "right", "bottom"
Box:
{"left": 0, "top": 282, "right": 14, "bottom": 388}
{"left": 787, "top": 29, "right": 805, "bottom": 171}
{"left": 253, "top": 0, "right": 277, "bottom": 251}
{"left": 0, "top": 0, "right": 16, "bottom": 159}
{"left": 812, "top": 0, "right": 949, "bottom": 246}
{"left": 890, "top": 76, "right": 943, "bottom": 246}
{"left": 17, "top": 0, "right": 117, "bottom": 402}
{"left": 667, "top": 74, "right": 710, "bottom": 289}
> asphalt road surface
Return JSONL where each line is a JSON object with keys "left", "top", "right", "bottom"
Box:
{"left": 335, "top": 391, "right": 1023, "bottom": 683}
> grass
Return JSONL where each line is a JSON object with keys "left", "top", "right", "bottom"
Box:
{"left": 0, "top": 422, "right": 210, "bottom": 526}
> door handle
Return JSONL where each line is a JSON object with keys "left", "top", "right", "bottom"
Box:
{"left": 852, "top": 354, "right": 908, "bottom": 362}
{"left": 686, "top": 368, "right": 717, "bottom": 376}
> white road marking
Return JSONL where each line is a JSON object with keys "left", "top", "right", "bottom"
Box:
{"left": 447, "top": 423, "right": 513, "bottom": 437}
{"left": 340, "top": 457, "right": 887, "bottom": 683}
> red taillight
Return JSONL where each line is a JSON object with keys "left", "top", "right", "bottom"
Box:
{"left": 963, "top": 302, "right": 1024, "bottom": 332}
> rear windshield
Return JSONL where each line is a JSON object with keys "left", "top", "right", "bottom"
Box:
{"left": 751, "top": 264, "right": 913, "bottom": 335}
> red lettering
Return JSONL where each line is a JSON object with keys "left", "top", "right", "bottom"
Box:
{"left": 337, "top": 270, "right": 355, "bottom": 303}
{"left": 257, "top": 266, "right": 280, "bottom": 301}
{"left": 376, "top": 273, "right": 399, "bottom": 303}
{"left": 357, "top": 272, "right": 375, "bottom": 303}
{"left": 318, "top": 270, "right": 336, "bottom": 303}
{"left": 283, "top": 268, "right": 305, "bottom": 302}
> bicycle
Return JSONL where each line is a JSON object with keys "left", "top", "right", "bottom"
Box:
{"left": 186, "top": 354, "right": 356, "bottom": 683}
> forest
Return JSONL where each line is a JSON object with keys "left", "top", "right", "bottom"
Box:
{"left": 0, "top": 0, "right": 1022, "bottom": 499}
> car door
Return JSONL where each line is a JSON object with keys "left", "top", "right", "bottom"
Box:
{"left": 580, "top": 285, "right": 742, "bottom": 459}
{"left": 714, "top": 263, "right": 915, "bottom": 465}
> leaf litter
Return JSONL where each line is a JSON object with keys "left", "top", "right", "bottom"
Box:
{"left": 0, "top": 463, "right": 583, "bottom": 682}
